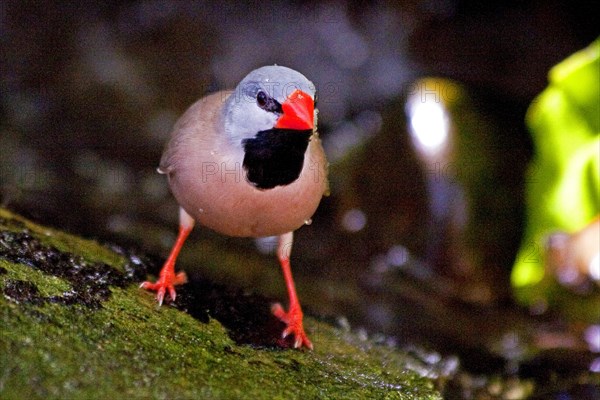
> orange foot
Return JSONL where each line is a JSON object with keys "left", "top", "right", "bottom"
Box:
{"left": 271, "top": 303, "right": 313, "bottom": 350}
{"left": 140, "top": 264, "right": 187, "bottom": 306}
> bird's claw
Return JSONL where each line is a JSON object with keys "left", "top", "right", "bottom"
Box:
{"left": 141, "top": 271, "right": 187, "bottom": 306}
{"left": 272, "top": 303, "right": 313, "bottom": 350}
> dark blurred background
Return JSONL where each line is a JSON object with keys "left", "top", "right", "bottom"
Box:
{"left": 1, "top": 1, "right": 598, "bottom": 397}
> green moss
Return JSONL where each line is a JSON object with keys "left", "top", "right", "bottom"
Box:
{"left": 0, "top": 259, "right": 70, "bottom": 297}
{"left": 0, "top": 208, "right": 441, "bottom": 399}
{"left": 0, "top": 208, "right": 126, "bottom": 271}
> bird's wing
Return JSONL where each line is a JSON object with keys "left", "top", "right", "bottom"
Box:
{"left": 159, "top": 92, "right": 229, "bottom": 175}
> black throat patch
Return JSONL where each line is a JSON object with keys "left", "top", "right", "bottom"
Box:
{"left": 242, "top": 128, "right": 312, "bottom": 190}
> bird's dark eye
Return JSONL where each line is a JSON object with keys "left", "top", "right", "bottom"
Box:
{"left": 256, "top": 91, "right": 268, "bottom": 108}
{"left": 256, "top": 90, "right": 283, "bottom": 114}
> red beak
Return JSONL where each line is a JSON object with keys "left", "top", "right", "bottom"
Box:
{"left": 275, "top": 89, "right": 314, "bottom": 131}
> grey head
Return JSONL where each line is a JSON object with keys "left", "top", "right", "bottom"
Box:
{"left": 222, "top": 65, "right": 316, "bottom": 144}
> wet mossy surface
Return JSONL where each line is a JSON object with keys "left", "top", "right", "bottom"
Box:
{"left": 0, "top": 208, "right": 441, "bottom": 399}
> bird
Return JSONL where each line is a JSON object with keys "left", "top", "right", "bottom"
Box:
{"left": 141, "top": 65, "right": 328, "bottom": 350}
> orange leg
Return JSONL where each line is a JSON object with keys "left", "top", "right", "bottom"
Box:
{"left": 141, "top": 208, "right": 194, "bottom": 305}
{"left": 271, "top": 232, "right": 313, "bottom": 350}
